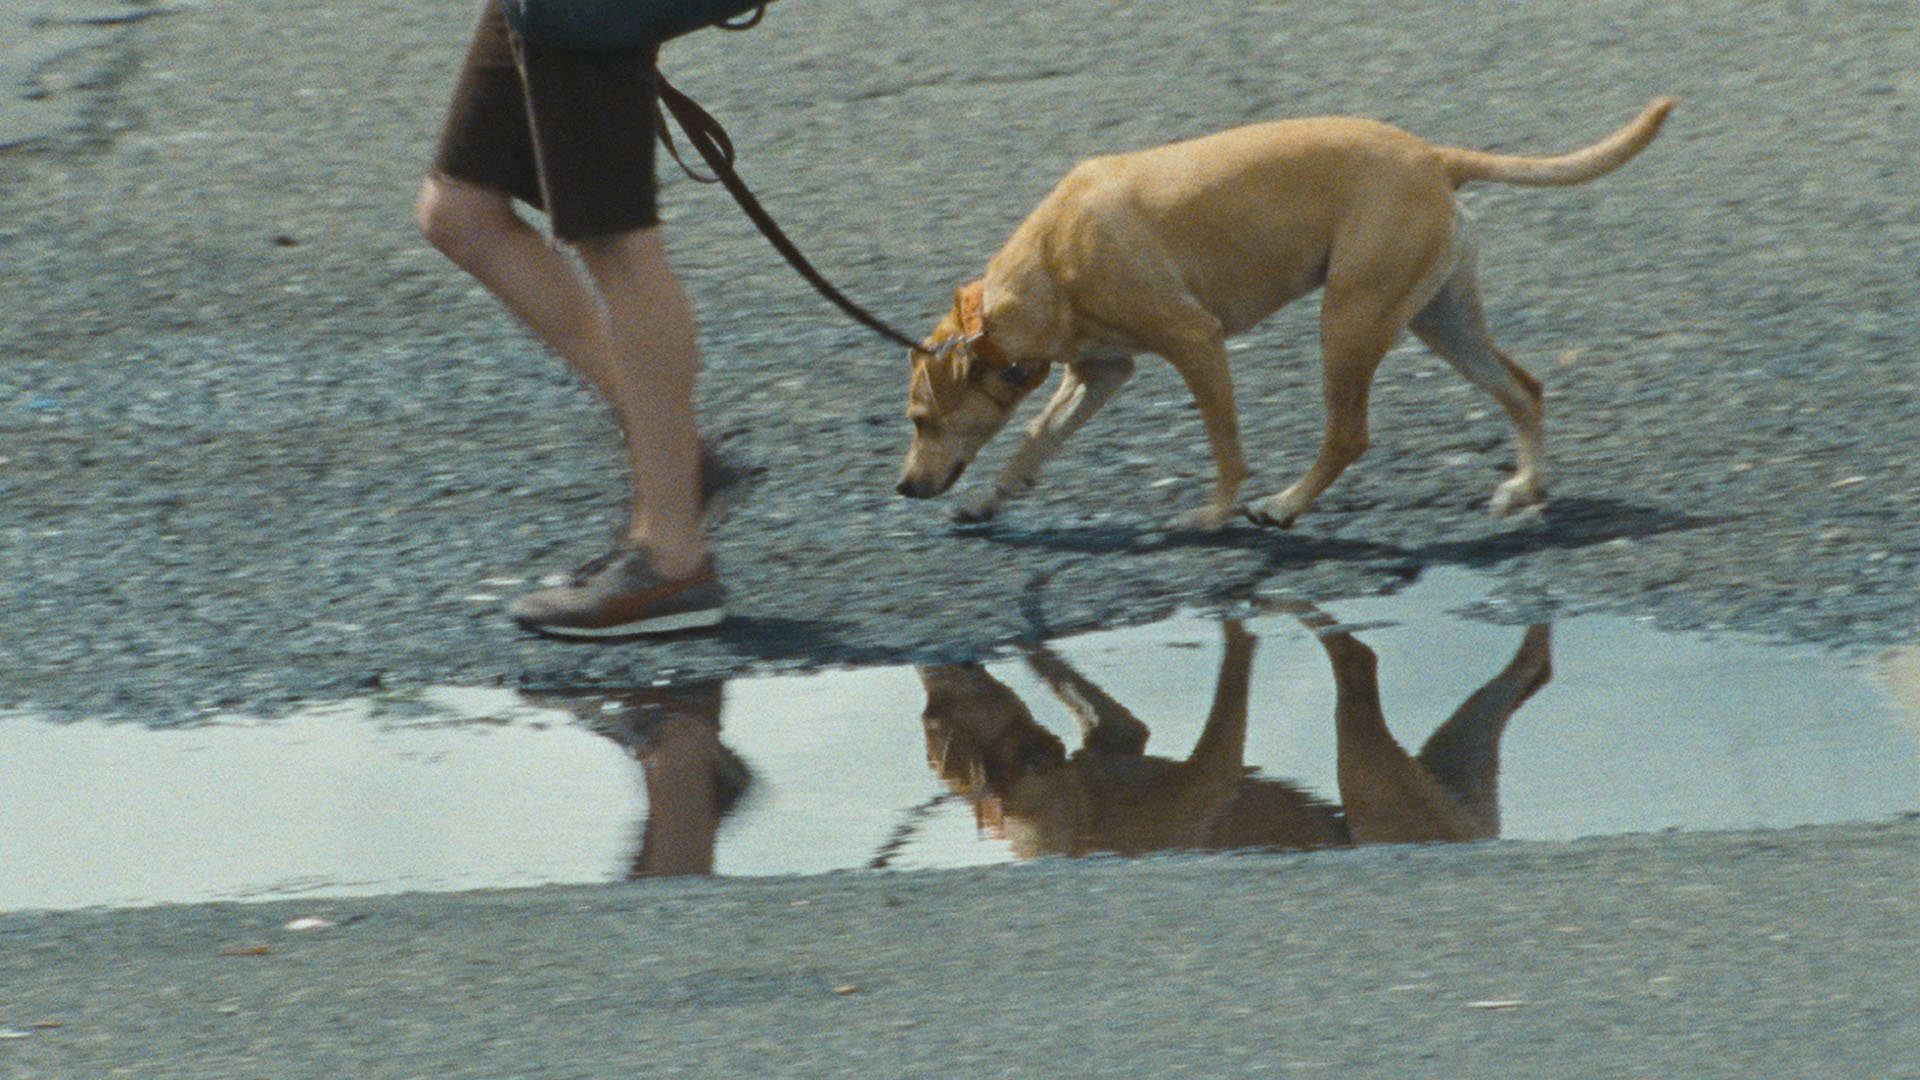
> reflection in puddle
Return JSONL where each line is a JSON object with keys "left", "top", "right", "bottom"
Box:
{"left": 916, "top": 608, "right": 1547, "bottom": 859}
{"left": 523, "top": 684, "right": 749, "bottom": 880}
{"left": 2, "top": 569, "right": 1916, "bottom": 910}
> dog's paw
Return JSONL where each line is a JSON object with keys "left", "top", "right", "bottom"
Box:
{"left": 1171, "top": 503, "right": 1237, "bottom": 533}
{"left": 947, "top": 486, "right": 1004, "bottom": 524}
{"left": 1243, "top": 495, "right": 1301, "bottom": 530}
{"left": 1243, "top": 505, "right": 1297, "bottom": 529}
{"left": 1488, "top": 478, "right": 1547, "bottom": 518}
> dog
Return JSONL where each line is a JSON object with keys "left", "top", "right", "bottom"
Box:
{"left": 897, "top": 98, "right": 1675, "bottom": 529}
{"left": 916, "top": 610, "right": 1552, "bottom": 859}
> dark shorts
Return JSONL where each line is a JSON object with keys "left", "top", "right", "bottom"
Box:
{"left": 431, "top": 1, "right": 660, "bottom": 241}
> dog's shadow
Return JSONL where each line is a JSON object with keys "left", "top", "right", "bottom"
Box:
{"left": 966, "top": 519, "right": 1398, "bottom": 562}
{"left": 968, "top": 494, "right": 1712, "bottom": 573}
{"left": 915, "top": 607, "right": 1552, "bottom": 860}
{"left": 1419, "top": 495, "right": 1714, "bottom": 566}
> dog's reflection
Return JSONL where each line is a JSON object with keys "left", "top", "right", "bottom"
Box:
{"left": 917, "top": 611, "right": 1551, "bottom": 859}
{"left": 522, "top": 683, "right": 750, "bottom": 879}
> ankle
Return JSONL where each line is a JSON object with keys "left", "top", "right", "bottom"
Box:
{"left": 635, "top": 541, "right": 709, "bottom": 581}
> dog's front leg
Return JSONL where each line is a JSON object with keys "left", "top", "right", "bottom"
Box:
{"left": 1161, "top": 333, "right": 1247, "bottom": 531}
{"left": 950, "top": 354, "right": 1135, "bottom": 523}
{"left": 1021, "top": 642, "right": 1150, "bottom": 755}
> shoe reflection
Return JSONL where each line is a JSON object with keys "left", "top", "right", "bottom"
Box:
{"left": 916, "top": 610, "right": 1551, "bottom": 859}
{"left": 520, "top": 683, "right": 751, "bottom": 878}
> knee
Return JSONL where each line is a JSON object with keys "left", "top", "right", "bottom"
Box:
{"left": 415, "top": 176, "right": 512, "bottom": 262}
{"left": 571, "top": 225, "right": 669, "bottom": 278}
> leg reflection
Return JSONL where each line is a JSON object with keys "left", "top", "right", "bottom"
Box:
{"left": 1308, "top": 617, "right": 1551, "bottom": 845}
{"left": 523, "top": 683, "right": 749, "bottom": 879}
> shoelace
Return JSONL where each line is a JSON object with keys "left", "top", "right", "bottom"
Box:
{"left": 566, "top": 546, "right": 637, "bottom": 585}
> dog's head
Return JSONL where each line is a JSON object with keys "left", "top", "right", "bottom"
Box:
{"left": 896, "top": 281, "right": 1049, "bottom": 499}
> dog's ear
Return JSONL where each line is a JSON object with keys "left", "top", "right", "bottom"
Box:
{"left": 955, "top": 280, "right": 987, "bottom": 335}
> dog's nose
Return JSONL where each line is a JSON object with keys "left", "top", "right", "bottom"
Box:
{"left": 896, "top": 477, "right": 925, "bottom": 498}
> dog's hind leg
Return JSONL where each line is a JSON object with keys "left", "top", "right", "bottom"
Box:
{"left": 1411, "top": 624, "right": 1552, "bottom": 838}
{"left": 1317, "top": 624, "right": 1497, "bottom": 845}
{"left": 1247, "top": 194, "right": 1462, "bottom": 529}
{"left": 950, "top": 353, "right": 1135, "bottom": 523}
{"left": 1408, "top": 249, "right": 1547, "bottom": 516}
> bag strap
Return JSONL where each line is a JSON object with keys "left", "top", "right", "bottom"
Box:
{"left": 653, "top": 74, "right": 922, "bottom": 352}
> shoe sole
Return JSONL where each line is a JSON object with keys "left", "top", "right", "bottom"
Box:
{"left": 519, "top": 606, "right": 726, "bottom": 640}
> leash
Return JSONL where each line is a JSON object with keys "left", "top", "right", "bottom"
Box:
{"left": 653, "top": 74, "right": 923, "bottom": 352}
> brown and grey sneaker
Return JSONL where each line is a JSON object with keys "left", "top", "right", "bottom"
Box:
{"left": 510, "top": 548, "right": 725, "bottom": 639}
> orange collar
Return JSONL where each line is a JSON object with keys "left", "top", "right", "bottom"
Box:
{"left": 954, "top": 282, "right": 1033, "bottom": 387}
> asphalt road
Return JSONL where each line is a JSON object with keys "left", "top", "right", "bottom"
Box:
{"left": 2, "top": 2, "right": 1917, "bottom": 1076}
{"left": 0, "top": 0, "right": 1914, "bottom": 721}
{"left": 3, "top": 823, "right": 1917, "bottom": 1079}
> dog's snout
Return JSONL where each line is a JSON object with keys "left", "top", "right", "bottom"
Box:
{"left": 941, "top": 460, "right": 967, "bottom": 492}
{"left": 896, "top": 461, "right": 967, "bottom": 499}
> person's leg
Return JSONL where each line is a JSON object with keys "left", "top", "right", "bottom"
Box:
{"left": 415, "top": 179, "right": 706, "bottom": 577}
{"left": 414, "top": 174, "right": 613, "bottom": 386}
{"left": 421, "top": 6, "right": 720, "bottom": 636}
{"left": 417, "top": 2, "right": 611, "bottom": 365}
{"left": 572, "top": 227, "right": 706, "bottom": 579}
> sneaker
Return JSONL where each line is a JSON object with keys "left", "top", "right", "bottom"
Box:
{"left": 510, "top": 548, "right": 725, "bottom": 639}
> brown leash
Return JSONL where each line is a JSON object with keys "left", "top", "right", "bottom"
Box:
{"left": 653, "top": 74, "right": 923, "bottom": 352}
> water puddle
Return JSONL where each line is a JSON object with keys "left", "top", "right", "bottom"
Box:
{"left": 4, "top": 569, "right": 1916, "bottom": 911}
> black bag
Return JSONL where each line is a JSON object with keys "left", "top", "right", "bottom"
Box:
{"left": 499, "top": 0, "right": 768, "bottom": 50}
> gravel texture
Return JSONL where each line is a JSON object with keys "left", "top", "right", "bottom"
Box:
{"left": 2, "top": 0, "right": 1916, "bottom": 722}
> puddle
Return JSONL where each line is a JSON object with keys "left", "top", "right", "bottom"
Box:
{"left": 3, "top": 569, "right": 1916, "bottom": 911}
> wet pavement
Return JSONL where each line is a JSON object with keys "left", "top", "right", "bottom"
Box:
{"left": 0, "top": 3, "right": 170, "bottom": 148}
{"left": 6, "top": 568, "right": 1914, "bottom": 912}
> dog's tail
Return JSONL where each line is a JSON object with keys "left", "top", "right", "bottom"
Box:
{"left": 1437, "top": 97, "right": 1676, "bottom": 188}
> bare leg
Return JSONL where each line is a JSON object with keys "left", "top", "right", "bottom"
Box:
{"left": 630, "top": 715, "right": 727, "bottom": 878}
{"left": 573, "top": 229, "right": 704, "bottom": 577}
{"left": 417, "top": 175, "right": 706, "bottom": 577}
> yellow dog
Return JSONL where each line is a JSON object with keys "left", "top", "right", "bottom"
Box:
{"left": 898, "top": 99, "right": 1675, "bottom": 529}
